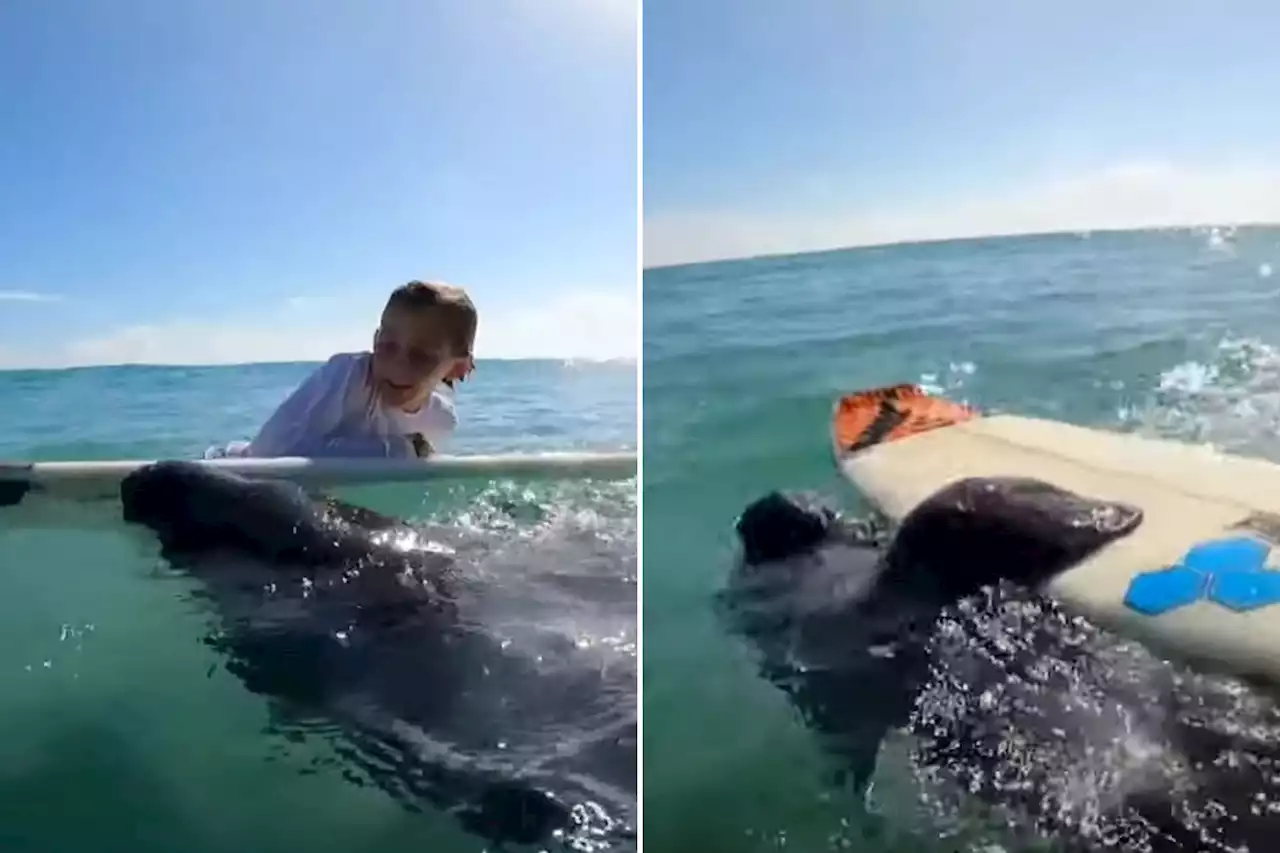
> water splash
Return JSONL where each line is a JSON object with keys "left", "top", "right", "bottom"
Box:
{"left": 919, "top": 361, "right": 978, "bottom": 398}
{"left": 1120, "top": 335, "right": 1280, "bottom": 459}
{"left": 868, "top": 584, "right": 1280, "bottom": 851}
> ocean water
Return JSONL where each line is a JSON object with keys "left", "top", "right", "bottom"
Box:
{"left": 642, "top": 225, "right": 1280, "bottom": 851}
{"left": 0, "top": 358, "right": 636, "bottom": 853}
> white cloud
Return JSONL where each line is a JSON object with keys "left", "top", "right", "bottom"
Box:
{"left": 478, "top": 288, "right": 638, "bottom": 361}
{"left": 0, "top": 288, "right": 636, "bottom": 369}
{"left": 522, "top": 0, "right": 636, "bottom": 42}
{"left": 644, "top": 161, "right": 1280, "bottom": 268}
{"left": 0, "top": 290, "right": 61, "bottom": 302}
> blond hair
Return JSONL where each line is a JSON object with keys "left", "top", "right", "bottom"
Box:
{"left": 384, "top": 280, "right": 478, "bottom": 357}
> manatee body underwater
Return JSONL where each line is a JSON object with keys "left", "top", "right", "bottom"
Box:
{"left": 119, "top": 460, "right": 637, "bottom": 850}
{"left": 722, "top": 477, "right": 1280, "bottom": 851}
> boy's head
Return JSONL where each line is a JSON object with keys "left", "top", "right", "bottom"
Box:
{"left": 371, "top": 280, "right": 477, "bottom": 410}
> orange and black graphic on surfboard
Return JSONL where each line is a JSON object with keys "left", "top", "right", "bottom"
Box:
{"left": 832, "top": 384, "right": 978, "bottom": 456}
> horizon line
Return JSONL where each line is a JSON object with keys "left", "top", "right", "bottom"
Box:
{"left": 0, "top": 354, "right": 639, "bottom": 374}
{"left": 642, "top": 219, "right": 1280, "bottom": 273}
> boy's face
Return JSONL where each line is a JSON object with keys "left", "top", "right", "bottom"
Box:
{"left": 370, "top": 307, "right": 468, "bottom": 410}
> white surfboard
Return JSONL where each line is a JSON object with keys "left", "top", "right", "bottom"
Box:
{"left": 830, "top": 383, "right": 1280, "bottom": 687}
{"left": 0, "top": 451, "right": 637, "bottom": 505}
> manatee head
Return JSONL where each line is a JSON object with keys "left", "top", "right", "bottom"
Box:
{"left": 884, "top": 476, "right": 1144, "bottom": 601}
{"left": 734, "top": 490, "right": 840, "bottom": 565}
{"left": 121, "top": 460, "right": 331, "bottom": 562}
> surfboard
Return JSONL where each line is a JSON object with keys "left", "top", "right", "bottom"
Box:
{"left": 831, "top": 383, "right": 1280, "bottom": 687}
{"left": 0, "top": 451, "right": 637, "bottom": 505}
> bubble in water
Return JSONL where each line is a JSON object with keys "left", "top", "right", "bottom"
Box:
{"left": 1158, "top": 361, "right": 1218, "bottom": 394}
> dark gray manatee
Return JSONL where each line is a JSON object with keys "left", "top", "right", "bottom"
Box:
{"left": 722, "top": 477, "right": 1280, "bottom": 851}
{"left": 723, "top": 478, "right": 1143, "bottom": 790}
{"left": 120, "top": 460, "right": 637, "bottom": 851}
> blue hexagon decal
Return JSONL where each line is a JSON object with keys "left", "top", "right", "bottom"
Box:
{"left": 1208, "top": 569, "right": 1280, "bottom": 611}
{"left": 1181, "top": 537, "right": 1269, "bottom": 575}
{"left": 1124, "top": 535, "right": 1275, "bottom": 616}
{"left": 1124, "top": 567, "right": 1208, "bottom": 615}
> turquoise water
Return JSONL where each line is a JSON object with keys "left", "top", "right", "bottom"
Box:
{"left": 0, "top": 358, "right": 636, "bottom": 853}
{"left": 642, "top": 226, "right": 1280, "bottom": 851}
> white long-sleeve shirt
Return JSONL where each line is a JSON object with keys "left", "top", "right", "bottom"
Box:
{"left": 211, "top": 352, "right": 457, "bottom": 460}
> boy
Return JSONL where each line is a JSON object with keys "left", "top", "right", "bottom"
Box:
{"left": 213, "top": 281, "right": 477, "bottom": 459}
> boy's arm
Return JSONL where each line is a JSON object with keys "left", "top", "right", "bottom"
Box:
{"left": 247, "top": 356, "right": 349, "bottom": 457}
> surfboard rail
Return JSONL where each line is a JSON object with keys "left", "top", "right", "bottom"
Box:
{"left": 0, "top": 450, "right": 637, "bottom": 504}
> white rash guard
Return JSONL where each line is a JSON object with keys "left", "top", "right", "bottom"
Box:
{"left": 210, "top": 352, "right": 457, "bottom": 460}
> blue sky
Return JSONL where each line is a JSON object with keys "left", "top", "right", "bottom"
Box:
{"left": 0, "top": 0, "right": 637, "bottom": 366}
{"left": 645, "top": 0, "right": 1280, "bottom": 267}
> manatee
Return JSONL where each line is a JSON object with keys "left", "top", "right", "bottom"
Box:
{"left": 120, "top": 460, "right": 636, "bottom": 850}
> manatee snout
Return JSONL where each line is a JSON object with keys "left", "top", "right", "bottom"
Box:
{"left": 120, "top": 459, "right": 224, "bottom": 540}
{"left": 735, "top": 491, "right": 839, "bottom": 565}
